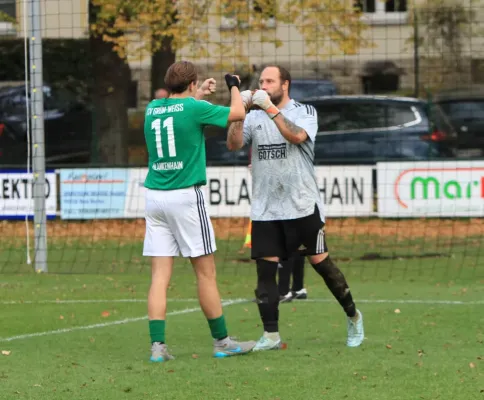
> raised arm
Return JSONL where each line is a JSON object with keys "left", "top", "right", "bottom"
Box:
{"left": 251, "top": 90, "right": 303, "bottom": 144}
{"left": 227, "top": 121, "right": 245, "bottom": 151}
{"left": 271, "top": 113, "right": 308, "bottom": 144}
{"left": 225, "top": 74, "right": 246, "bottom": 123}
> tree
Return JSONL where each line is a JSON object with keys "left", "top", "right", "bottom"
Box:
{"left": 91, "top": 0, "right": 372, "bottom": 72}
{"left": 89, "top": 0, "right": 131, "bottom": 164}
{"left": 409, "top": 0, "right": 480, "bottom": 89}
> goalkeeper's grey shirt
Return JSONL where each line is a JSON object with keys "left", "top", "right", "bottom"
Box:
{"left": 243, "top": 99, "right": 324, "bottom": 222}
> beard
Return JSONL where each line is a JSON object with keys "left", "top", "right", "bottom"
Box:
{"left": 268, "top": 88, "right": 284, "bottom": 107}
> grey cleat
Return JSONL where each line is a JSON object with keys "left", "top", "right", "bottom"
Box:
{"left": 213, "top": 336, "right": 256, "bottom": 358}
{"left": 150, "top": 342, "right": 175, "bottom": 362}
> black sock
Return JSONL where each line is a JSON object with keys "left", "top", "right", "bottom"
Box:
{"left": 278, "top": 259, "right": 292, "bottom": 296}
{"left": 312, "top": 257, "right": 356, "bottom": 318}
{"left": 255, "top": 259, "right": 280, "bottom": 333}
{"left": 291, "top": 254, "right": 305, "bottom": 292}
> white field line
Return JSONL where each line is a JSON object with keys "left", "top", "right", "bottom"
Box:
{"left": 1, "top": 298, "right": 198, "bottom": 305}
{"left": 0, "top": 298, "right": 246, "bottom": 343}
{"left": 2, "top": 298, "right": 483, "bottom": 306}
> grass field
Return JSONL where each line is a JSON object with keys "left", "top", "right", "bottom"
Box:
{"left": 0, "top": 219, "right": 483, "bottom": 399}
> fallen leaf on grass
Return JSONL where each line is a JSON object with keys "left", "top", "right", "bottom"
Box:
{"left": 394, "top": 309, "right": 401, "bottom": 314}
{"left": 59, "top": 315, "right": 64, "bottom": 320}
{"left": 418, "top": 349, "right": 425, "bottom": 357}
{"left": 469, "top": 362, "right": 476, "bottom": 369}
{"left": 264, "top": 367, "right": 270, "bottom": 371}
{"left": 362, "top": 376, "right": 367, "bottom": 380}
{"left": 386, "top": 344, "right": 392, "bottom": 349}
{"left": 2, "top": 351, "right": 11, "bottom": 356}
{"left": 167, "top": 369, "right": 175, "bottom": 373}
{"left": 101, "top": 311, "right": 110, "bottom": 318}
{"left": 191, "top": 354, "right": 199, "bottom": 359}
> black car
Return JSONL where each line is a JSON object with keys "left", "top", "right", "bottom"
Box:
{"left": 432, "top": 86, "right": 484, "bottom": 157}
{"left": 289, "top": 79, "right": 337, "bottom": 101}
{"left": 0, "top": 84, "right": 92, "bottom": 166}
{"left": 300, "top": 95, "right": 456, "bottom": 165}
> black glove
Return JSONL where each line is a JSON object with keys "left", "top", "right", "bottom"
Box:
{"left": 224, "top": 74, "right": 240, "bottom": 91}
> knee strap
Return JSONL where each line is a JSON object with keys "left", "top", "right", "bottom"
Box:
{"left": 254, "top": 259, "right": 279, "bottom": 304}
{"left": 312, "top": 256, "right": 350, "bottom": 300}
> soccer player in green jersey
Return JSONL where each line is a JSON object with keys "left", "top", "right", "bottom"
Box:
{"left": 143, "top": 61, "right": 256, "bottom": 362}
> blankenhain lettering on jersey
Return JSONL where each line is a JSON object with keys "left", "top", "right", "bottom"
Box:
{"left": 152, "top": 161, "right": 184, "bottom": 171}
{"left": 258, "top": 143, "right": 287, "bottom": 160}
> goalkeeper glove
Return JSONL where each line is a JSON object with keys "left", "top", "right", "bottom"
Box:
{"left": 240, "top": 90, "right": 253, "bottom": 112}
{"left": 252, "top": 90, "right": 280, "bottom": 119}
{"left": 224, "top": 74, "right": 240, "bottom": 91}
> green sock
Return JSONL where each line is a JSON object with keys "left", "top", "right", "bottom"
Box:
{"left": 149, "top": 320, "right": 165, "bottom": 343}
{"left": 208, "top": 315, "right": 228, "bottom": 340}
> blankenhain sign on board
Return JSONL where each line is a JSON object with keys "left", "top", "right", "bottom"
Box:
{"left": 123, "top": 166, "right": 373, "bottom": 218}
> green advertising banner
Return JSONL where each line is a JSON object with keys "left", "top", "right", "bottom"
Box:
{"left": 377, "top": 161, "right": 484, "bottom": 217}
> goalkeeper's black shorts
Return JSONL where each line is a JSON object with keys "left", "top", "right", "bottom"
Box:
{"left": 250, "top": 204, "right": 328, "bottom": 260}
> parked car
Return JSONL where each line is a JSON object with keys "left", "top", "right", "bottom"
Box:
{"left": 289, "top": 79, "right": 337, "bottom": 101}
{"left": 299, "top": 95, "right": 457, "bottom": 165}
{"left": 0, "top": 84, "right": 92, "bottom": 166}
{"left": 432, "top": 86, "right": 484, "bottom": 157}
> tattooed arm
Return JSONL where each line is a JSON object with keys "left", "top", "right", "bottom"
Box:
{"left": 272, "top": 113, "right": 309, "bottom": 145}
{"left": 227, "top": 121, "right": 245, "bottom": 151}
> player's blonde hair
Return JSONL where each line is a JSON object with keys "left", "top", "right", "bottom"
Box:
{"left": 164, "top": 61, "right": 198, "bottom": 94}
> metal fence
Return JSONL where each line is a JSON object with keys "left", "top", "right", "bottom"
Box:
{"left": 0, "top": 0, "right": 483, "bottom": 279}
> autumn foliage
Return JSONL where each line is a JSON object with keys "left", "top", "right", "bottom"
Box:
{"left": 89, "top": 0, "right": 373, "bottom": 68}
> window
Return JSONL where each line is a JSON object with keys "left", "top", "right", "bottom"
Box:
{"left": 0, "top": 0, "right": 15, "bottom": 19}
{"left": 355, "top": 0, "right": 407, "bottom": 25}
{"left": 387, "top": 104, "right": 421, "bottom": 126}
{"left": 0, "top": 0, "right": 16, "bottom": 36}
{"left": 315, "top": 102, "right": 388, "bottom": 132}
{"left": 315, "top": 101, "right": 423, "bottom": 133}
{"left": 438, "top": 101, "right": 484, "bottom": 121}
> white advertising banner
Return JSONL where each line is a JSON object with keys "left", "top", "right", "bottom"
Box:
{"left": 377, "top": 161, "right": 484, "bottom": 217}
{"left": 125, "top": 166, "right": 373, "bottom": 218}
{"left": 0, "top": 171, "right": 57, "bottom": 219}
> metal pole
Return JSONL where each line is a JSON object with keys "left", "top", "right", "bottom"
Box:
{"left": 29, "top": 0, "right": 47, "bottom": 273}
{"left": 413, "top": 7, "right": 420, "bottom": 98}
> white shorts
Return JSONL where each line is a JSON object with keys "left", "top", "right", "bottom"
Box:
{"left": 143, "top": 186, "right": 216, "bottom": 258}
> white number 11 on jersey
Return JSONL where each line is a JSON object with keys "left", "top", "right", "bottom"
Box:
{"left": 152, "top": 117, "right": 176, "bottom": 158}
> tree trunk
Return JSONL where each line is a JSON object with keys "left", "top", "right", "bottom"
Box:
{"left": 151, "top": 35, "right": 176, "bottom": 98}
{"left": 89, "top": 1, "right": 130, "bottom": 165}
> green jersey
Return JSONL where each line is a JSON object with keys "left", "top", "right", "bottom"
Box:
{"left": 143, "top": 97, "right": 230, "bottom": 190}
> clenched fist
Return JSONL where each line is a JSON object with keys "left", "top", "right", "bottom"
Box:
{"left": 240, "top": 90, "right": 253, "bottom": 112}
{"left": 251, "top": 90, "right": 280, "bottom": 119}
{"left": 199, "top": 78, "right": 216, "bottom": 95}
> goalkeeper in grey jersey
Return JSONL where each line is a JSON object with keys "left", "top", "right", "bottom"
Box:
{"left": 227, "top": 65, "right": 365, "bottom": 351}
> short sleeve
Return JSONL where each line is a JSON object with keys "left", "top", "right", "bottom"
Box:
{"left": 296, "top": 105, "right": 318, "bottom": 142}
{"left": 196, "top": 100, "right": 230, "bottom": 128}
